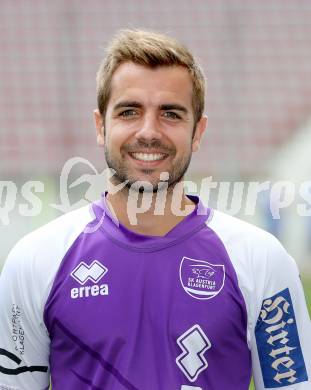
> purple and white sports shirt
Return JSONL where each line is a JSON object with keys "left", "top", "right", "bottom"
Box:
{"left": 0, "top": 195, "right": 310, "bottom": 390}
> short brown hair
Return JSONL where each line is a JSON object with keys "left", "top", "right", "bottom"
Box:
{"left": 96, "top": 29, "right": 205, "bottom": 125}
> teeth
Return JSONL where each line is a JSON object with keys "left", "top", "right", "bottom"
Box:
{"left": 132, "top": 153, "right": 166, "bottom": 162}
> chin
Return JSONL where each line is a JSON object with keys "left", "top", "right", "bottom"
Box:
{"left": 126, "top": 179, "right": 159, "bottom": 193}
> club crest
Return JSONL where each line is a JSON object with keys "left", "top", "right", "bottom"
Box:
{"left": 179, "top": 257, "right": 225, "bottom": 300}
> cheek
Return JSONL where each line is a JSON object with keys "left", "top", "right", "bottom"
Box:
{"left": 173, "top": 134, "right": 193, "bottom": 153}
{"left": 105, "top": 127, "right": 132, "bottom": 156}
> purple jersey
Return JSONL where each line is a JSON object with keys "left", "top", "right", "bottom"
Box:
{"left": 0, "top": 195, "right": 310, "bottom": 389}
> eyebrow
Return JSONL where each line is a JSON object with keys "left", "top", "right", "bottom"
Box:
{"left": 113, "top": 101, "right": 143, "bottom": 111}
{"left": 113, "top": 101, "right": 189, "bottom": 114}
{"left": 159, "top": 104, "right": 188, "bottom": 114}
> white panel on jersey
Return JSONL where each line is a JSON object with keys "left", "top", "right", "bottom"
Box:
{"left": 0, "top": 204, "right": 95, "bottom": 390}
{"left": 207, "top": 210, "right": 311, "bottom": 390}
{"left": 0, "top": 385, "right": 19, "bottom": 390}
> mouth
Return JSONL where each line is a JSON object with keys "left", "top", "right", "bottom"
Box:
{"left": 129, "top": 152, "right": 168, "bottom": 162}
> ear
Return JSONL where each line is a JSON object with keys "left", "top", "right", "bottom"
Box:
{"left": 192, "top": 115, "right": 208, "bottom": 152}
{"left": 93, "top": 109, "right": 105, "bottom": 147}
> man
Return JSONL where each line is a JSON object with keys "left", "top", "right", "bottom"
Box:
{"left": 0, "top": 29, "right": 310, "bottom": 390}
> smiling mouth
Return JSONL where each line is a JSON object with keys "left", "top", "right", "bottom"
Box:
{"left": 129, "top": 152, "right": 168, "bottom": 162}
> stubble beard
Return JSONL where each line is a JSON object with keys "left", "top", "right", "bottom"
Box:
{"left": 104, "top": 142, "right": 192, "bottom": 195}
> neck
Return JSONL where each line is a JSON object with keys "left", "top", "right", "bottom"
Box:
{"left": 106, "top": 184, "right": 196, "bottom": 236}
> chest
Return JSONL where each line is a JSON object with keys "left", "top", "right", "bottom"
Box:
{"left": 44, "top": 237, "right": 247, "bottom": 349}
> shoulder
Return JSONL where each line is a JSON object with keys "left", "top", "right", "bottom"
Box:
{"left": 207, "top": 209, "right": 292, "bottom": 270}
{"left": 207, "top": 210, "right": 299, "bottom": 324}
{"left": 9, "top": 204, "right": 95, "bottom": 261}
{"left": 208, "top": 209, "right": 278, "bottom": 247}
{"left": 1, "top": 204, "right": 96, "bottom": 311}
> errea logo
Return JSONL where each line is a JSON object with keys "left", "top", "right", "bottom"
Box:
{"left": 71, "top": 260, "right": 107, "bottom": 285}
{"left": 70, "top": 260, "right": 109, "bottom": 299}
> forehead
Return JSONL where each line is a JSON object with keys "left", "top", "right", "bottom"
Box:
{"left": 109, "top": 62, "right": 193, "bottom": 108}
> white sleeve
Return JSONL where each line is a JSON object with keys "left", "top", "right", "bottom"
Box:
{"left": 251, "top": 236, "right": 311, "bottom": 390}
{"left": 208, "top": 210, "right": 311, "bottom": 389}
{"left": 0, "top": 205, "right": 94, "bottom": 390}
{"left": 0, "top": 238, "right": 50, "bottom": 390}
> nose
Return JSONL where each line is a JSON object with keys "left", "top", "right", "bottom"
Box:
{"left": 135, "top": 112, "right": 162, "bottom": 142}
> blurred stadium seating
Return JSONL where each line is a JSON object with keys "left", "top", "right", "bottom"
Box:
{"left": 1, "top": 0, "right": 311, "bottom": 177}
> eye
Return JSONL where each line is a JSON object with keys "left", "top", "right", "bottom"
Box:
{"left": 119, "top": 109, "right": 137, "bottom": 117}
{"left": 163, "top": 111, "right": 181, "bottom": 120}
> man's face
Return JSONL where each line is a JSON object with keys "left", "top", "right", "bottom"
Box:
{"left": 95, "top": 62, "right": 206, "bottom": 192}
